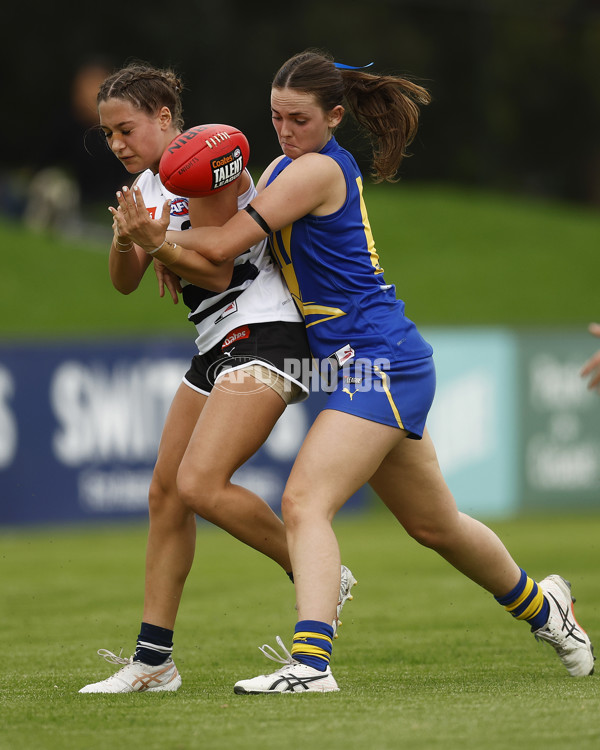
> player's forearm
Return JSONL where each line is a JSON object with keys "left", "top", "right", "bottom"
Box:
{"left": 150, "top": 238, "right": 233, "bottom": 291}
{"left": 108, "top": 239, "right": 150, "bottom": 294}
{"left": 165, "top": 211, "right": 265, "bottom": 264}
{"left": 165, "top": 226, "right": 228, "bottom": 264}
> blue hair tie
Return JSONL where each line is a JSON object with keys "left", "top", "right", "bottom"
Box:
{"left": 334, "top": 61, "right": 374, "bottom": 70}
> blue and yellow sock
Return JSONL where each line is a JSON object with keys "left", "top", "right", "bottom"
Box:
{"left": 291, "top": 620, "right": 334, "bottom": 672}
{"left": 495, "top": 569, "right": 549, "bottom": 631}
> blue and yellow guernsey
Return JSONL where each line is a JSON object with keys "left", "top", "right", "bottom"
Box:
{"left": 267, "top": 137, "right": 432, "bottom": 363}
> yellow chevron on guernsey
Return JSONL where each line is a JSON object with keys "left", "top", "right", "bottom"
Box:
{"left": 269, "top": 227, "right": 346, "bottom": 327}
{"left": 303, "top": 303, "right": 346, "bottom": 328}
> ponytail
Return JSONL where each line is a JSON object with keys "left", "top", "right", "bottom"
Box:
{"left": 273, "top": 50, "right": 431, "bottom": 182}
{"left": 341, "top": 70, "right": 430, "bottom": 182}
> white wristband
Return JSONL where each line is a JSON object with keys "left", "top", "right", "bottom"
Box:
{"left": 148, "top": 239, "right": 167, "bottom": 255}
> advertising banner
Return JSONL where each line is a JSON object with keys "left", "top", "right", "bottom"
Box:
{"left": 0, "top": 340, "right": 364, "bottom": 526}
{"left": 517, "top": 331, "right": 600, "bottom": 511}
{"left": 2, "top": 329, "right": 598, "bottom": 526}
{"left": 424, "top": 328, "right": 520, "bottom": 518}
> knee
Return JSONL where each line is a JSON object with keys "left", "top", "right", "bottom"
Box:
{"left": 281, "top": 486, "right": 330, "bottom": 530}
{"left": 175, "top": 467, "right": 203, "bottom": 513}
{"left": 176, "top": 464, "right": 223, "bottom": 520}
{"left": 148, "top": 472, "right": 192, "bottom": 527}
{"left": 281, "top": 490, "right": 303, "bottom": 529}
{"left": 404, "top": 520, "right": 451, "bottom": 552}
{"left": 148, "top": 471, "right": 170, "bottom": 516}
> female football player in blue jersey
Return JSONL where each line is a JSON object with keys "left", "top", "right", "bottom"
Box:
{"left": 79, "top": 62, "right": 356, "bottom": 695}
{"left": 114, "top": 50, "right": 594, "bottom": 692}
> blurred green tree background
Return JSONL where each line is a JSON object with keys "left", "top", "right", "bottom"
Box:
{"left": 2, "top": 0, "right": 599, "bottom": 205}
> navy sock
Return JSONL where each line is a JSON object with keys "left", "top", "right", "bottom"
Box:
{"left": 133, "top": 622, "right": 174, "bottom": 666}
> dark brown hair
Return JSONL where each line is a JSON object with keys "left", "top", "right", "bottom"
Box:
{"left": 272, "top": 50, "right": 431, "bottom": 182}
{"left": 97, "top": 63, "right": 185, "bottom": 131}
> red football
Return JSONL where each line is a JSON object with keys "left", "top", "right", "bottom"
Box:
{"left": 159, "top": 123, "right": 250, "bottom": 197}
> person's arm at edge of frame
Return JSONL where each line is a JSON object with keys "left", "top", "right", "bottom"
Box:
{"left": 581, "top": 322, "right": 600, "bottom": 393}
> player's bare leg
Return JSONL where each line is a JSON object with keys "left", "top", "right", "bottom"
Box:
{"left": 142, "top": 382, "right": 206, "bottom": 630}
{"left": 369, "top": 428, "right": 522, "bottom": 597}
{"left": 370, "top": 428, "right": 594, "bottom": 677}
{"left": 79, "top": 383, "right": 201, "bottom": 693}
{"left": 282, "top": 410, "right": 401, "bottom": 624}
{"left": 80, "top": 376, "right": 294, "bottom": 693}
{"left": 234, "top": 410, "right": 397, "bottom": 694}
{"left": 175, "top": 370, "right": 291, "bottom": 572}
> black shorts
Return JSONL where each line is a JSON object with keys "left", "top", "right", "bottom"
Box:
{"left": 183, "top": 321, "right": 311, "bottom": 403}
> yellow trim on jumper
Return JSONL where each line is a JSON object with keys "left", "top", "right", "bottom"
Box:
{"left": 269, "top": 226, "right": 302, "bottom": 308}
{"left": 356, "top": 177, "right": 384, "bottom": 276}
{"left": 303, "top": 303, "right": 347, "bottom": 327}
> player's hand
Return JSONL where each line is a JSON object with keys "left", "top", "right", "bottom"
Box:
{"left": 112, "top": 227, "right": 134, "bottom": 247}
{"left": 109, "top": 185, "right": 171, "bottom": 253}
{"left": 110, "top": 213, "right": 134, "bottom": 248}
{"left": 154, "top": 259, "right": 181, "bottom": 304}
{"left": 581, "top": 322, "right": 600, "bottom": 393}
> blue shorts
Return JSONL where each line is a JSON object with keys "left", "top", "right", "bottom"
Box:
{"left": 321, "top": 355, "right": 436, "bottom": 439}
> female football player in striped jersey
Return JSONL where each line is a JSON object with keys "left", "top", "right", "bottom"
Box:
{"left": 119, "top": 49, "right": 594, "bottom": 693}
{"left": 79, "top": 62, "right": 356, "bottom": 694}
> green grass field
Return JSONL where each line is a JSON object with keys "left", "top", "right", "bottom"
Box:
{"left": 1, "top": 182, "right": 598, "bottom": 337}
{"left": 2, "top": 510, "right": 599, "bottom": 750}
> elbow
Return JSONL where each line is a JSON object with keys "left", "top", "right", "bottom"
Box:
{"left": 202, "top": 247, "right": 228, "bottom": 266}
{"left": 200, "top": 233, "right": 231, "bottom": 266}
{"left": 111, "top": 280, "right": 139, "bottom": 295}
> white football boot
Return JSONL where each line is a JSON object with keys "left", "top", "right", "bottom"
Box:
{"left": 333, "top": 565, "right": 357, "bottom": 637}
{"left": 79, "top": 649, "right": 181, "bottom": 693}
{"left": 533, "top": 575, "right": 595, "bottom": 677}
{"left": 234, "top": 636, "right": 339, "bottom": 694}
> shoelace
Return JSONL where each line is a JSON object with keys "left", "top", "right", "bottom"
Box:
{"left": 258, "top": 636, "right": 296, "bottom": 666}
{"left": 97, "top": 648, "right": 131, "bottom": 666}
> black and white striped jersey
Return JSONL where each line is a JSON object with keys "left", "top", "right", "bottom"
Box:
{"left": 137, "top": 169, "right": 302, "bottom": 353}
